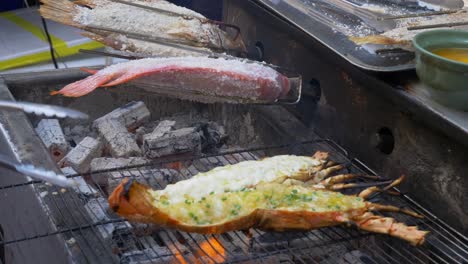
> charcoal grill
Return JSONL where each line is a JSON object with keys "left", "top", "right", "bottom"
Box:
{"left": 1, "top": 0, "right": 468, "bottom": 263}
{"left": 0, "top": 70, "right": 467, "bottom": 263}
{"left": 0, "top": 128, "right": 467, "bottom": 263}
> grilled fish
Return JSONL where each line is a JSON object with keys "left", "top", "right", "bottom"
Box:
{"left": 39, "top": 0, "right": 245, "bottom": 57}
{"left": 50, "top": 56, "right": 291, "bottom": 100}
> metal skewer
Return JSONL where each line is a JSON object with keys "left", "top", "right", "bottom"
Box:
{"left": 408, "top": 21, "right": 468, "bottom": 30}
{"left": 78, "top": 49, "right": 144, "bottom": 60}
{"left": 379, "top": 9, "right": 459, "bottom": 20}
{"left": 85, "top": 25, "right": 246, "bottom": 57}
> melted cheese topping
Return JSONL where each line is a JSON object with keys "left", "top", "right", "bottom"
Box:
{"left": 150, "top": 184, "right": 365, "bottom": 226}
{"left": 156, "top": 155, "right": 324, "bottom": 203}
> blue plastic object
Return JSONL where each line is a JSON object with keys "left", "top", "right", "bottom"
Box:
{"left": 0, "top": 0, "right": 23, "bottom": 12}
{"left": 167, "top": 0, "right": 222, "bottom": 20}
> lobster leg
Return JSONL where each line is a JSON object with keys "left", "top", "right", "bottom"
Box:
{"left": 369, "top": 204, "right": 423, "bottom": 218}
{"left": 359, "top": 175, "right": 405, "bottom": 199}
{"left": 324, "top": 160, "right": 336, "bottom": 168}
{"left": 303, "top": 165, "right": 344, "bottom": 185}
{"left": 351, "top": 212, "right": 428, "bottom": 246}
{"left": 317, "top": 165, "right": 344, "bottom": 178}
{"left": 320, "top": 174, "right": 379, "bottom": 186}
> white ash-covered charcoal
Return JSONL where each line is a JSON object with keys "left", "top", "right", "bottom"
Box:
{"left": 35, "top": 119, "right": 70, "bottom": 162}
{"left": 149, "top": 120, "right": 176, "bottom": 138}
{"left": 120, "top": 247, "right": 174, "bottom": 264}
{"left": 143, "top": 127, "right": 201, "bottom": 159}
{"left": 95, "top": 119, "right": 142, "bottom": 158}
{"left": 135, "top": 126, "right": 147, "bottom": 145}
{"left": 137, "top": 120, "right": 175, "bottom": 145}
{"left": 140, "top": 119, "right": 175, "bottom": 143}
{"left": 84, "top": 197, "right": 115, "bottom": 243}
{"left": 63, "top": 124, "right": 95, "bottom": 146}
{"left": 93, "top": 101, "right": 150, "bottom": 131}
{"left": 339, "top": 250, "right": 375, "bottom": 264}
{"left": 195, "top": 122, "right": 227, "bottom": 153}
{"left": 110, "top": 221, "right": 140, "bottom": 256}
{"left": 59, "top": 137, "right": 103, "bottom": 173}
{"left": 90, "top": 157, "right": 150, "bottom": 186}
{"left": 61, "top": 167, "right": 98, "bottom": 196}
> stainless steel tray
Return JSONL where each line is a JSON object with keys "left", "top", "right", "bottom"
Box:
{"left": 253, "top": 0, "right": 464, "bottom": 72}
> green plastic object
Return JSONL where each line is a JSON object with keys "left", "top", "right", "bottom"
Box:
{"left": 413, "top": 29, "right": 468, "bottom": 111}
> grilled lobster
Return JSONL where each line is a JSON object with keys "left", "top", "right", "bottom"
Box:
{"left": 108, "top": 153, "right": 428, "bottom": 246}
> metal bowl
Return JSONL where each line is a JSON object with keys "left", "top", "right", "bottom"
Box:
{"left": 413, "top": 29, "right": 468, "bottom": 111}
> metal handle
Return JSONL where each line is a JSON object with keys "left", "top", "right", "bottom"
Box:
{"left": 0, "top": 155, "right": 78, "bottom": 187}
{"left": 0, "top": 100, "right": 89, "bottom": 120}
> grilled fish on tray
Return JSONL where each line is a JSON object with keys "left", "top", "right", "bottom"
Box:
{"left": 50, "top": 56, "right": 292, "bottom": 102}
{"left": 108, "top": 152, "right": 428, "bottom": 246}
{"left": 39, "top": 0, "right": 246, "bottom": 57}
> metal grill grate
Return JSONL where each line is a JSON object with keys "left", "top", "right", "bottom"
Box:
{"left": 0, "top": 139, "right": 467, "bottom": 263}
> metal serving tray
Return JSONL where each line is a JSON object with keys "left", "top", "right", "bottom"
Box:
{"left": 253, "top": 0, "right": 464, "bottom": 72}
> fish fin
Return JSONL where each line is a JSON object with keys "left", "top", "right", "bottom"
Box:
{"left": 80, "top": 67, "right": 99, "bottom": 74}
{"left": 101, "top": 71, "right": 139, "bottom": 87}
{"left": 50, "top": 72, "right": 120, "bottom": 97}
{"left": 101, "top": 68, "right": 166, "bottom": 87}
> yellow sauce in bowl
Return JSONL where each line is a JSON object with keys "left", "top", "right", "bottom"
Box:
{"left": 431, "top": 48, "right": 468, "bottom": 64}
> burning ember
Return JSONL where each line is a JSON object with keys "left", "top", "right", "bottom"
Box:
{"left": 196, "top": 237, "right": 226, "bottom": 263}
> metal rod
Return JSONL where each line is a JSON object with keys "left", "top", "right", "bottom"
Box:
{"left": 408, "top": 21, "right": 468, "bottom": 30}
{"left": 85, "top": 25, "right": 223, "bottom": 52}
{"left": 379, "top": 10, "right": 459, "bottom": 20}
{"left": 78, "top": 49, "right": 142, "bottom": 60}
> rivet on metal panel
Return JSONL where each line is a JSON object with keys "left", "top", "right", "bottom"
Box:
{"left": 303, "top": 79, "right": 321, "bottom": 102}
{"left": 375, "top": 127, "right": 395, "bottom": 155}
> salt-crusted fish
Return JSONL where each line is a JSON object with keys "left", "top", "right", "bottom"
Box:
{"left": 50, "top": 56, "right": 291, "bottom": 101}
{"left": 39, "top": 0, "right": 245, "bottom": 57}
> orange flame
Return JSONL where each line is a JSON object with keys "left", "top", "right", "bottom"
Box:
{"left": 167, "top": 237, "right": 226, "bottom": 264}
{"left": 197, "top": 237, "right": 226, "bottom": 263}
{"left": 164, "top": 161, "right": 184, "bottom": 170}
{"left": 167, "top": 243, "right": 188, "bottom": 264}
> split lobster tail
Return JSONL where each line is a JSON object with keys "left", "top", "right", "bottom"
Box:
{"left": 109, "top": 179, "right": 429, "bottom": 246}
{"left": 108, "top": 154, "right": 428, "bottom": 246}
{"left": 108, "top": 178, "right": 159, "bottom": 224}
